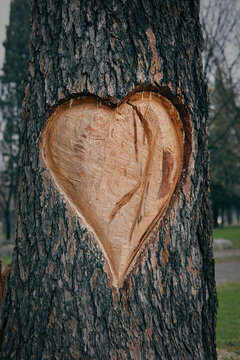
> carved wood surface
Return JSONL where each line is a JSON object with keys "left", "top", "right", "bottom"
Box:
{"left": 42, "top": 92, "right": 183, "bottom": 287}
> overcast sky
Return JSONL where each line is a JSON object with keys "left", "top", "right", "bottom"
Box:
{"left": 0, "top": 0, "right": 11, "bottom": 73}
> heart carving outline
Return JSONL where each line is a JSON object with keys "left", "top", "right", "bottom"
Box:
{"left": 41, "top": 91, "right": 184, "bottom": 288}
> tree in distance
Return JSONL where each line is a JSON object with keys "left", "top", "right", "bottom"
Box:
{"left": 0, "top": 0, "right": 30, "bottom": 239}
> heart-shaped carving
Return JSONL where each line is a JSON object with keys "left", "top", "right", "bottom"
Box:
{"left": 41, "top": 92, "right": 184, "bottom": 287}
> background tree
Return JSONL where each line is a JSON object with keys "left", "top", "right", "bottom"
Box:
{"left": 0, "top": 1, "right": 217, "bottom": 359}
{"left": 0, "top": 0, "right": 30, "bottom": 239}
{"left": 208, "top": 65, "right": 240, "bottom": 226}
{"left": 201, "top": 0, "right": 240, "bottom": 84}
{"left": 201, "top": 0, "right": 240, "bottom": 226}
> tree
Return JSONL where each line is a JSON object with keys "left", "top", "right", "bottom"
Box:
{"left": 201, "top": 0, "right": 240, "bottom": 84}
{"left": 208, "top": 65, "right": 240, "bottom": 226}
{"left": 0, "top": 1, "right": 217, "bottom": 359}
{"left": 200, "top": 0, "right": 240, "bottom": 226}
{"left": 0, "top": 0, "right": 30, "bottom": 239}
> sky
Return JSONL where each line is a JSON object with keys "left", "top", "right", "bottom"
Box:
{"left": 0, "top": 0, "right": 11, "bottom": 73}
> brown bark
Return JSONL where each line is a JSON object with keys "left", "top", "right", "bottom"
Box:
{"left": 0, "top": 261, "right": 10, "bottom": 347}
{"left": 0, "top": 0, "right": 217, "bottom": 359}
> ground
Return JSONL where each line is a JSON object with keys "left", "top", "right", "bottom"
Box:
{"left": 214, "top": 226, "right": 240, "bottom": 359}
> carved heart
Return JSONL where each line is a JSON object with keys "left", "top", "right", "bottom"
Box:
{"left": 41, "top": 92, "right": 183, "bottom": 287}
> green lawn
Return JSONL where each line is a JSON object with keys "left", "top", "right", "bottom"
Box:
{"left": 214, "top": 226, "right": 240, "bottom": 356}
{"left": 213, "top": 225, "right": 240, "bottom": 249}
{"left": 215, "top": 255, "right": 240, "bottom": 264}
{"left": 1, "top": 256, "right": 12, "bottom": 267}
{"left": 217, "top": 281, "right": 240, "bottom": 355}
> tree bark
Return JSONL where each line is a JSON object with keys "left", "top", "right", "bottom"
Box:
{"left": 0, "top": 1, "right": 217, "bottom": 359}
{"left": 4, "top": 208, "right": 11, "bottom": 241}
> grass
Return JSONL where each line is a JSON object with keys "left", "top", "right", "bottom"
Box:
{"left": 214, "top": 225, "right": 240, "bottom": 356}
{"left": 213, "top": 225, "right": 240, "bottom": 249}
{"left": 215, "top": 255, "right": 240, "bottom": 264}
{"left": 217, "top": 281, "right": 240, "bottom": 355}
{"left": 0, "top": 256, "right": 12, "bottom": 267}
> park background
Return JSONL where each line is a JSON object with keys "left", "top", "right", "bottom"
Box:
{"left": 0, "top": 0, "right": 239, "bottom": 359}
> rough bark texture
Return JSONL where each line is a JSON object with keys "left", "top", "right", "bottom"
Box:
{"left": 0, "top": 1, "right": 217, "bottom": 359}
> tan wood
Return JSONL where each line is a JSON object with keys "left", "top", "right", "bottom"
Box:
{"left": 41, "top": 92, "right": 184, "bottom": 288}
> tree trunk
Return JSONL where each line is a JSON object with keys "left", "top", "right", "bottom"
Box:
{"left": 212, "top": 203, "right": 219, "bottom": 228}
{"left": 4, "top": 186, "right": 13, "bottom": 240}
{"left": 4, "top": 208, "right": 11, "bottom": 241}
{"left": 226, "top": 207, "right": 232, "bottom": 225}
{"left": 0, "top": 1, "right": 217, "bottom": 359}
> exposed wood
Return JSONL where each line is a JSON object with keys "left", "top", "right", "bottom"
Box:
{"left": 41, "top": 92, "right": 184, "bottom": 287}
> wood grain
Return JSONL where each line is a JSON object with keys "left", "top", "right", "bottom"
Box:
{"left": 41, "top": 92, "right": 184, "bottom": 287}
